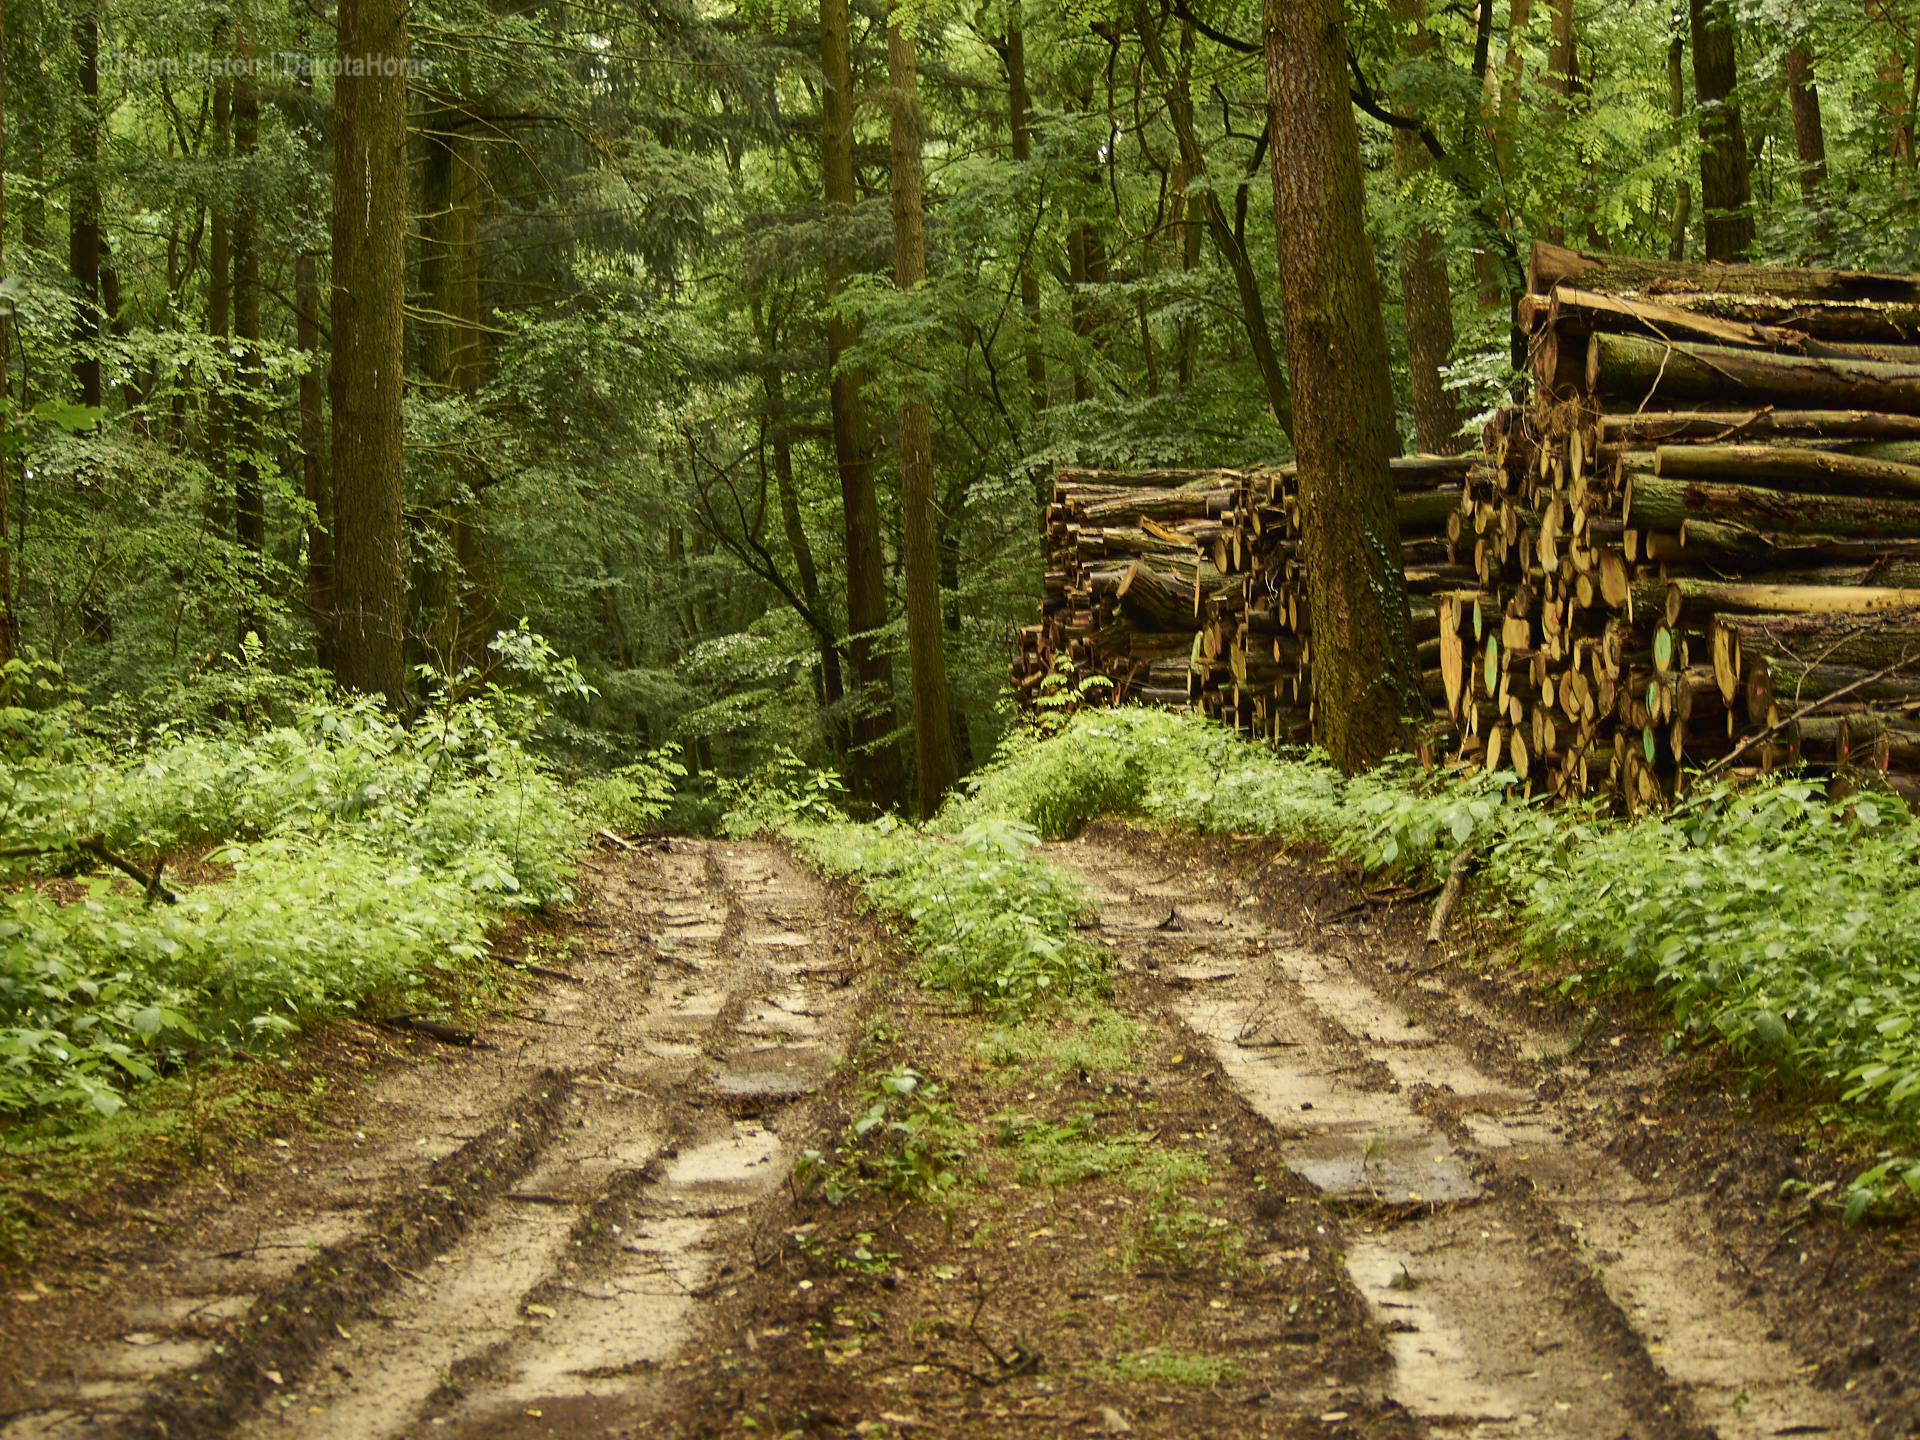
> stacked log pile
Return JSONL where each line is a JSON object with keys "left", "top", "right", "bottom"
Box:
{"left": 1011, "top": 456, "right": 1480, "bottom": 744}
{"left": 1465, "top": 242, "right": 1920, "bottom": 805}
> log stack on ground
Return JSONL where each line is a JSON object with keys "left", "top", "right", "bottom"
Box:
{"left": 1463, "top": 241, "right": 1920, "bottom": 807}
{"left": 1011, "top": 455, "right": 1482, "bottom": 745}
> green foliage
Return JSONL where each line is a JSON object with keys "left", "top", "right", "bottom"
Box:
{"left": 0, "top": 651, "right": 641, "bottom": 1127}
{"left": 1084, "top": 1350, "right": 1242, "bottom": 1388}
{"left": 795, "top": 1065, "right": 973, "bottom": 1209}
{"left": 995, "top": 1109, "right": 1158, "bottom": 1188}
{"left": 792, "top": 815, "right": 1109, "bottom": 1014}
{"left": 975, "top": 1007, "right": 1142, "bottom": 1078}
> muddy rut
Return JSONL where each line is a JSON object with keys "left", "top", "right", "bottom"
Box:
{"left": 0, "top": 839, "right": 864, "bottom": 1440}
{"left": 1046, "top": 832, "right": 1864, "bottom": 1440}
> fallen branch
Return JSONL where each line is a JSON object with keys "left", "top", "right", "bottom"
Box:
{"left": 1425, "top": 846, "right": 1478, "bottom": 949}
{"left": 376, "top": 1013, "right": 497, "bottom": 1050}
{"left": 0, "top": 832, "right": 179, "bottom": 903}
{"left": 1693, "top": 658, "right": 1916, "bottom": 786}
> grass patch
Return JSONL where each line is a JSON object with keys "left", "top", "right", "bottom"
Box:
{"left": 1085, "top": 1349, "right": 1243, "bottom": 1387}
{"left": 975, "top": 1007, "right": 1141, "bottom": 1078}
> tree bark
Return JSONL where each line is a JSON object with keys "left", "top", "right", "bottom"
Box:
{"left": 1133, "top": 6, "right": 1292, "bottom": 435}
{"left": 821, "top": 0, "right": 903, "bottom": 810}
{"left": 887, "top": 11, "right": 959, "bottom": 818}
{"left": 1666, "top": 23, "right": 1692, "bottom": 259}
{"left": 1627, "top": 473, "right": 1920, "bottom": 537}
{"left": 1003, "top": 17, "right": 1046, "bottom": 411}
{"left": 296, "top": 250, "right": 332, "bottom": 670}
{"left": 1784, "top": 41, "right": 1833, "bottom": 255}
{"left": 70, "top": 9, "right": 101, "bottom": 409}
{"left": 207, "top": 79, "right": 231, "bottom": 488}
{"left": 1529, "top": 240, "right": 1920, "bottom": 304}
{"left": 1261, "top": 0, "right": 1423, "bottom": 773}
{"left": 330, "top": 0, "right": 410, "bottom": 706}
{"left": 232, "top": 31, "right": 264, "bottom": 638}
{"left": 1587, "top": 331, "right": 1920, "bottom": 411}
{"left": 0, "top": 0, "right": 13, "bottom": 666}
{"left": 1542, "top": 0, "right": 1577, "bottom": 245}
{"left": 1392, "top": 0, "right": 1462, "bottom": 454}
{"left": 1652, "top": 443, "right": 1920, "bottom": 498}
{"left": 1688, "top": 0, "right": 1754, "bottom": 261}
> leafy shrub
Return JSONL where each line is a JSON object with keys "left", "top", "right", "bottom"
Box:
{"left": 0, "top": 633, "right": 676, "bottom": 1127}
{"left": 796, "top": 1065, "right": 973, "bottom": 1208}
{"left": 793, "top": 815, "right": 1109, "bottom": 1013}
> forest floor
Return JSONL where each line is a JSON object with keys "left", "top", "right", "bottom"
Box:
{"left": 1, "top": 823, "right": 1915, "bottom": 1439}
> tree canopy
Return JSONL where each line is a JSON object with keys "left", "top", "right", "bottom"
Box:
{"left": 0, "top": 0, "right": 1914, "bottom": 812}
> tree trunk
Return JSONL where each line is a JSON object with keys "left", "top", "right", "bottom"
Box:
{"left": 232, "top": 33, "right": 264, "bottom": 638}
{"left": 1003, "top": 18, "right": 1046, "bottom": 411}
{"left": 1133, "top": 6, "right": 1292, "bottom": 435}
{"left": 296, "top": 250, "right": 332, "bottom": 670}
{"left": 887, "top": 11, "right": 959, "bottom": 818}
{"left": 1784, "top": 41, "right": 1833, "bottom": 255}
{"left": 0, "top": 0, "right": 14, "bottom": 666}
{"left": 207, "top": 79, "right": 231, "bottom": 488}
{"left": 70, "top": 10, "right": 100, "bottom": 409}
{"left": 1688, "top": 0, "right": 1754, "bottom": 261}
{"left": 1542, "top": 0, "right": 1577, "bottom": 244}
{"left": 822, "top": 0, "right": 903, "bottom": 811}
{"left": 1666, "top": 24, "right": 1693, "bottom": 259}
{"left": 1392, "top": 0, "right": 1462, "bottom": 455}
{"left": 330, "top": 0, "right": 410, "bottom": 706}
{"left": 1261, "top": 0, "right": 1423, "bottom": 773}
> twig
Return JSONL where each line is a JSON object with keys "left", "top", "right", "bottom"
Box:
{"left": 1692, "top": 659, "right": 1916, "bottom": 786}
{"left": 1425, "top": 846, "right": 1478, "bottom": 948}
{"left": 375, "top": 1013, "right": 497, "bottom": 1049}
{"left": 0, "top": 832, "right": 180, "bottom": 903}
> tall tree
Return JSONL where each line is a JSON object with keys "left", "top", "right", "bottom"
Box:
{"left": 232, "top": 25, "right": 264, "bottom": 637}
{"left": 821, "top": 0, "right": 903, "bottom": 811}
{"left": 1784, "top": 33, "right": 1833, "bottom": 254}
{"left": 330, "top": 0, "right": 410, "bottom": 704}
{"left": 1688, "top": 0, "right": 1753, "bottom": 260}
{"left": 992, "top": 8, "right": 1048, "bottom": 412}
{"left": 1665, "top": 16, "right": 1693, "bottom": 259}
{"left": 69, "top": 5, "right": 101, "bottom": 409}
{"left": 1262, "top": 0, "right": 1423, "bottom": 773}
{"left": 1392, "top": 0, "right": 1462, "bottom": 454}
{"left": 886, "top": 8, "right": 959, "bottom": 817}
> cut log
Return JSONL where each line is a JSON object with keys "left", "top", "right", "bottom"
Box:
{"left": 1587, "top": 332, "right": 1920, "bottom": 413}
{"left": 1599, "top": 409, "right": 1920, "bottom": 447}
{"left": 1115, "top": 560, "right": 1206, "bottom": 628}
{"left": 1529, "top": 240, "right": 1920, "bottom": 307}
{"left": 1625, "top": 474, "right": 1920, "bottom": 539}
{"left": 1653, "top": 444, "right": 1920, "bottom": 500}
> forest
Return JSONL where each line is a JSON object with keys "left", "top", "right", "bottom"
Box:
{"left": 1, "top": 0, "right": 1916, "bottom": 820}
{"left": 6, "top": 0, "right": 1920, "bottom": 1429}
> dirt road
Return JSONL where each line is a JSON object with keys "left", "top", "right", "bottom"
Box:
{"left": 3, "top": 823, "right": 1912, "bottom": 1438}
{"left": 1046, "top": 830, "right": 1865, "bottom": 1439}
{"left": 1, "top": 838, "right": 866, "bottom": 1440}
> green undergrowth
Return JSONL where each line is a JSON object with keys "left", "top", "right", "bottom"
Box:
{"left": 1084, "top": 1350, "right": 1243, "bottom": 1388}
{"left": 0, "top": 638, "right": 679, "bottom": 1132}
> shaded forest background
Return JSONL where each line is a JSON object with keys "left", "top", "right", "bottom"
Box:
{"left": 1, "top": 0, "right": 1916, "bottom": 822}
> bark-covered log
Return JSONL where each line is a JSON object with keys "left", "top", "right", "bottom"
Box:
{"left": 1640, "top": 522, "right": 1920, "bottom": 567}
{"left": 1599, "top": 409, "right": 1920, "bottom": 446}
{"left": 1116, "top": 560, "right": 1208, "bottom": 627}
{"left": 1530, "top": 240, "right": 1920, "bottom": 306}
{"left": 1587, "top": 332, "right": 1920, "bottom": 412}
{"left": 1652, "top": 444, "right": 1920, "bottom": 499}
{"left": 1626, "top": 473, "right": 1920, "bottom": 538}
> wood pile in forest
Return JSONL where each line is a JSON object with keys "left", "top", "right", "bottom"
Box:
{"left": 1013, "top": 242, "right": 1920, "bottom": 807}
{"left": 1009, "top": 455, "right": 1481, "bottom": 744}
{"left": 1468, "top": 241, "right": 1920, "bottom": 806}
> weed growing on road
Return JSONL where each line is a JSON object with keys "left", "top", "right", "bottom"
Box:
{"left": 796, "top": 1065, "right": 973, "bottom": 1210}
{"left": 1085, "top": 1350, "right": 1242, "bottom": 1387}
